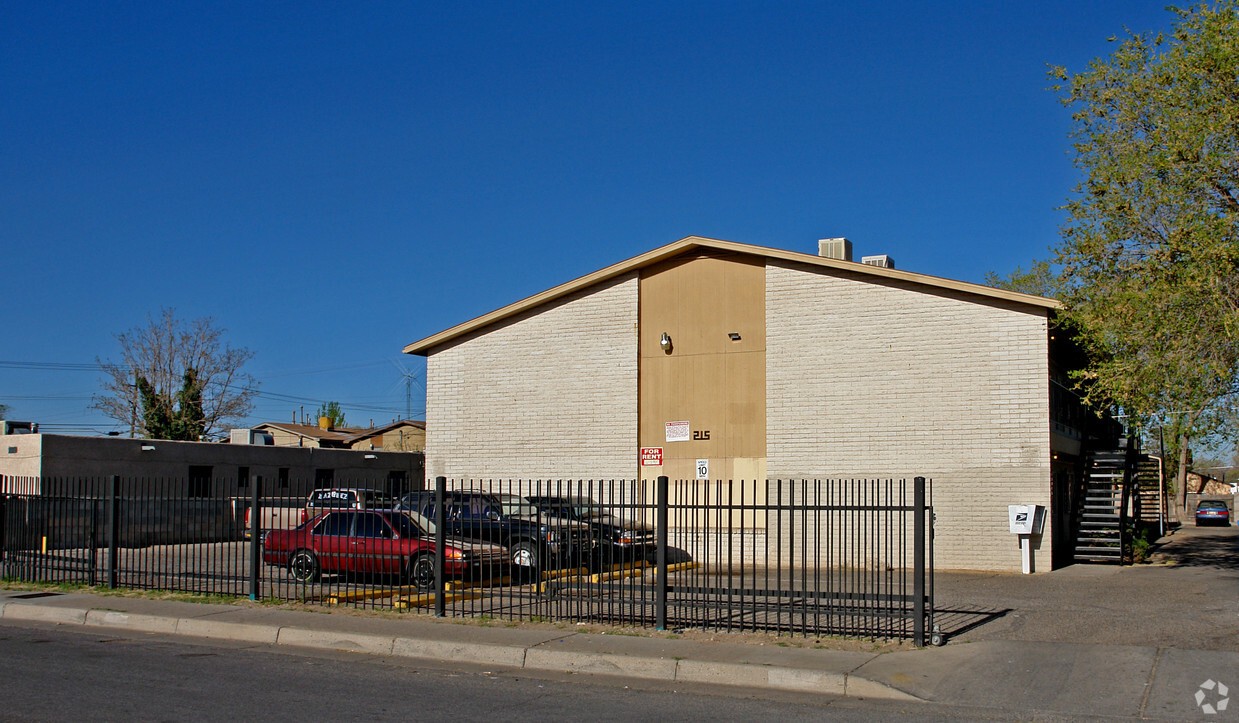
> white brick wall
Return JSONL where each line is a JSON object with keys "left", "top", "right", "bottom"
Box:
{"left": 765, "top": 262, "right": 1052, "bottom": 571}
{"left": 425, "top": 274, "right": 639, "bottom": 480}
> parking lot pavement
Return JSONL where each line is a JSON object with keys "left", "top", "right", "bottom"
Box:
{"left": 931, "top": 522, "right": 1239, "bottom": 650}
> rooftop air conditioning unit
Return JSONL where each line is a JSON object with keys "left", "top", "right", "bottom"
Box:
{"left": 818, "top": 238, "right": 853, "bottom": 262}
{"left": 230, "top": 429, "right": 274, "bottom": 445}
{"left": 0, "top": 421, "right": 36, "bottom": 435}
{"left": 861, "top": 254, "right": 895, "bottom": 269}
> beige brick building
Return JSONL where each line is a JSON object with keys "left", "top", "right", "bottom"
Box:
{"left": 405, "top": 236, "right": 1092, "bottom": 572}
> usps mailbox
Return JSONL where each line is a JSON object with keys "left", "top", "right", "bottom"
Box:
{"left": 1008, "top": 504, "right": 1044, "bottom": 574}
{"left": 1008, "top": 504, "right": 1044, "bottom": 534}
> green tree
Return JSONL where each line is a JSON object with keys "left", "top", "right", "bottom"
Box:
{"left": 94, "top": 309, "right": 257, "bottom": 439}
{"left": 314, "top": 401, "right": 347, "bottom": 429}
{"left": 1049, "top": 2, "right": 1239, "bottom": 513}
{"left": 136, "top": 368, "right": 207, "bottom": 441}
{"left": 984, "top": 260, "right": 1061, "bottom": 298}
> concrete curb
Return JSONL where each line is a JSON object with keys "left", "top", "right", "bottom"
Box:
{"left": 0, "top": 600, "right": 919, "bottom": 701}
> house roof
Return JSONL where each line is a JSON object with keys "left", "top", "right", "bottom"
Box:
{"left": 403, "top": 235, "right": 1061, "bottom": 356}
{"left": 254, "top": 420, "right": 425, "bottom": 446}
{"left": 347, "top": 419, "right": 425, "bottom": 444}
{"left": 253, "top": 423, "right": 356, "bottom": 444}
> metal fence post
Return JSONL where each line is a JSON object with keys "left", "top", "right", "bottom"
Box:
{"left": 434, "top": 476, "right": 446, "bottom": 618}
{"left": 913, "top": 475, "right": 926, "bottom": 647}
{"left": 249, "top": 476, "right": 262, "bottom": 601}
{"left": 0, "top": 495, "right": 8, "bottom": 579}
{"left": 107, "top": 475, "right": 119, "bottom": 589}
{"left": 655, "top": 475, "right": 668, "bottom": 631}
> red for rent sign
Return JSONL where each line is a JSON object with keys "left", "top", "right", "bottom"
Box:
{"left": 640, "top": 447, "right": 663, "bottom": 466}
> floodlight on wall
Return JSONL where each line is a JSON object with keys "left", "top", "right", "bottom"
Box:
{"left": 364, "top": 454, "right": 378, "bottom": 460}
{"left": 140, "top": 444, "right": 156, "bottom": 451}
{"left": 659, "top": 332, "right": 672, "bottom": 354}
{"left": 728, "top": 332, "right": 741, "bottom": 341}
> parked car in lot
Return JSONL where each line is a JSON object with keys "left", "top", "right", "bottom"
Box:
{"left": 524, "top": 495, "right": 656, "bottom": 565}
{"left": 261, "top": 509, "right": 508, "bottom": 588}
{"left": 397, "top": 490, "right": 597, "bottom": 573}
{"left": 301, "top": 488, "right": 395, "bottom": 524}
{"left": 1195, "top": 500, "right": 1232, "bottom": 526}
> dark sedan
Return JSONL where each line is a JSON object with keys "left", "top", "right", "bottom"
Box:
{"left": 397, "top": 490, "right": 597, "bottom": 573}
{"left": 524, "top": 495, "right": 657, "bottom": 567}
{"left": 261, "top": 509, "right": 508, "bottom": 589}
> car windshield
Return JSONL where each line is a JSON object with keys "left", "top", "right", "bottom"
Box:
{"left": 496, "top": 494, "right": 539, "bottom": 518}
{"left": 389, "top": 512, "right": 428, "bottom": 537}
{"left": 567, "top": 505, "right": 613, "bottom": 520}
{"left": 1198, "top": 501, "right": 1228, "bottom": 510}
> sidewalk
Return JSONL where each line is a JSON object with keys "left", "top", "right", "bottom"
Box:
{"left": 2, "top": 582, "right": 1236, "bottom": 719}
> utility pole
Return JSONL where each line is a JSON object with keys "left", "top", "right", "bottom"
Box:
{"left": 129, "top": 370, "right": 138, "bottom": 438}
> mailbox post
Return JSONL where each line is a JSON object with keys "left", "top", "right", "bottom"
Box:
{"left": 1008, "top": 504, "right": 1045, "bottom": 574}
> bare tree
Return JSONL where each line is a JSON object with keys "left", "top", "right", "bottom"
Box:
{"left": 93, "top": 309, "right": 258, "bottom": 438}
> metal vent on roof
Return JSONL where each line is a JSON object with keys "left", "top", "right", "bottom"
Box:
{"left": 818, "top": 238, "right": 852, "bottom": 262}
{"left": 861, "top": 254, "right": 895, "bottom": 269}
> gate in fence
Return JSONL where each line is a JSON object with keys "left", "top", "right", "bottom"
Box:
{"left": 1, "top": 474, "right": 934, "bottom": 645}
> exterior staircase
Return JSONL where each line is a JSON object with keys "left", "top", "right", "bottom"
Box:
{"left": 1131, "top": 456, "right": 1166, "bottom": 528}
{"left": 1072, "top": 449, "right": 1132, "bottom": 564}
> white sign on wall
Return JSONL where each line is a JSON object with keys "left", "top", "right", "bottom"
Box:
{"left": 696, "top": 459, "right": 709, "bottom": 480}
{"left": 665, "top": 420, "right": 690, "bottom": 443}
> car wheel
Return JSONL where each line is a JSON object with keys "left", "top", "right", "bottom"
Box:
{"left": 510, "top": 541, "right": 540, "bottom": 572}
{"left": 289, "top": 549, "right": 320, "bottom": 582}
{"left": 408, "top": 552, "right": 436, "bottom": 592}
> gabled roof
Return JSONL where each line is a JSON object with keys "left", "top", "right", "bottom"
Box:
{"left": 403, "top": 235, "right": 1060, "bottom": 356}
{"left": 255, "top": 420, "right": 426, "bottom": 446}
{"left": 347, "top": 419, "right": 425, "bottom": 444}
{"left": 253, "top": 422, "right": 356, "bottom": 445}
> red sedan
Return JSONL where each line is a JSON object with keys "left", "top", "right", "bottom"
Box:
{"left": 262, "top": 509, "right": 508, "bottom": 589}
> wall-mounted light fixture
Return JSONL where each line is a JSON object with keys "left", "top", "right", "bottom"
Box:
{"left": 728, "top": 332, "right": 741, "bottom": 341}
{"left": 140, "top": 444, "right": 156, "bottom": 451}
{"left": 659, "top": 332, "right": 672, "bottom": 354}
{"left": 363, "top": 453, "right": 378, "bottom": 460}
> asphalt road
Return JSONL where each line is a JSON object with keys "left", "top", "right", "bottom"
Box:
{"left": 0, "top": 622, "right": 1002, "bottom": 722}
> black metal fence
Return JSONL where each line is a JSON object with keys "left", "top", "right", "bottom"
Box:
{"left": 0, "top": 474, "right": 934, "bottom": 644}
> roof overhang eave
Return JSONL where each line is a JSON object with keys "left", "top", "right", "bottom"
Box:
{"left": 401, "top": 235, "right": 1062, "bottom": 356}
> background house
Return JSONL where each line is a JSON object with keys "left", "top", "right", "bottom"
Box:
{"left": 404, "top": 236, "right": 1105, "bottom": 573}
{"left": 253, "top": 419, "right": 425, "bottom": 452}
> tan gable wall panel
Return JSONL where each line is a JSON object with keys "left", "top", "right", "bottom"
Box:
{"left": 765, "top": 261, "right": 1052, "bottom": 571}
{"left": 639, "top": 254, "right": 765, "bottom": 484}
{"left": 424, "top": 274, "right": 639, "bottom": 480}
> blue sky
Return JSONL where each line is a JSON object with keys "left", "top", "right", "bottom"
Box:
{"left": 1, "top": 1, "right": 1178, "bottom": 434}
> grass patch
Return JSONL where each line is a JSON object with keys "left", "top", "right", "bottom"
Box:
{"left": 1128, "top": 522, "right": 1159, "bottom": 564}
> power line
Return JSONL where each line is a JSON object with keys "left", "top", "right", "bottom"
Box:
{"left": 0, "top": 361, "right": 100, "bottom": 371}
{"left": 2, "top": 359, "right": 423, "bottom": 420}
